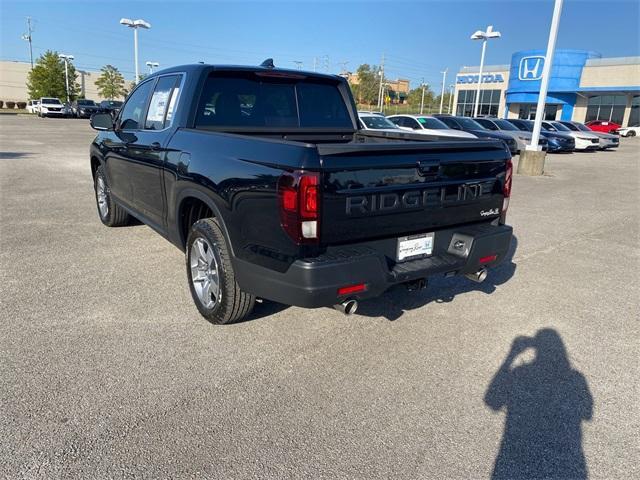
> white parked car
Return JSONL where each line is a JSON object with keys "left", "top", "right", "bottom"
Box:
{"left": 26, "top": 100, "right": 40, "bottom": 114}
{"left": 548, "top": 121, "right": 600, "bottom": 151}
{"left": 37, "top": 97, "right": 65, "bottom": 118}
{"left": 557, "top": 121, "right": 619, "bottom": 149}
{"left": 358, "top": 113, "right": 403, "bottom": 133}
{"left": 617, "top": 125, "right": 639, "bottom": 137}
{"left": 386, "top": 115, "right": 477, "bottom": 139}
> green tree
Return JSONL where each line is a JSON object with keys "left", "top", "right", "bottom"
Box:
{"left": 406, "top": 86, "right": 435, "bottom": 110}
{"left": 95, "top": 65, "right": 127, "bottom": 100}
{"left": 350, "top": 64, "right": 382, "bottom": 106}
{"left": 27, "top": 50, "right": 79, "bottom": 101}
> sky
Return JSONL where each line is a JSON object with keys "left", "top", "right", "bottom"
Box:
{"left": 1, "top": 0, "right": 639, "bottom": 90}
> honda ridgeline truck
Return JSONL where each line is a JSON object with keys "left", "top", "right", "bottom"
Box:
{"left": 89, "top": 61, "right": 513, "bottom": 324}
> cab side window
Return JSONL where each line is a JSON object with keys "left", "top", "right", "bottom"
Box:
{"left": 145, "top": 75, "right": 181, "bottom": 130}
{"left": 119, "top": 80, "right": 154, "bottom": 130}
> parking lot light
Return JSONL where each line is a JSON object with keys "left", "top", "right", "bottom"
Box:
{"left": 58, "top": 54, "right": 74, "bottom": 103}
{"left": 120, "top": 18, "right": 151, "bottom": 84}
{"left": 146, "top": 61, "right": 159, "bottom": 74}
{"left": 528, "top": 0, "right": 564, "bottom": 152}
{"left": 470, "top": 25, "right": 501, "bottom": 118}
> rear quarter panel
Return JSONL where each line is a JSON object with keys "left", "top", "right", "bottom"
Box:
{"left": 164, "top": 128, "right": 321, "bottom": 272}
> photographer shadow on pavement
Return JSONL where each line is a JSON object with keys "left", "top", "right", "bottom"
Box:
{"left": 485, "top": 329, "right": 593, "bottom": 480}
{"left": 355, "top": 235, "right": 518, "bottom": 321}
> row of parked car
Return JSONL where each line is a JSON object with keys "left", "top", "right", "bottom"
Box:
{"left": 26, "top": 98, "right": 123, "bottom": 119}
{"left": 358, "top": 112, "right": 630, "bottom": 154}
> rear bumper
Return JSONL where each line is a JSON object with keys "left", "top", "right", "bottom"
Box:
{"left": 234, "top": 223, "right": 513, "bottom": 308}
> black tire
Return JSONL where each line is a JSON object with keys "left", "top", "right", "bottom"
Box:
{"left": 628, "top": 130, "right": 636, "bottom": 137}
{"left": 93, "top": 165, "right": 130, "bottom": 227}
{"left": 186, "top": 218, "right": 255, "bottom": 324}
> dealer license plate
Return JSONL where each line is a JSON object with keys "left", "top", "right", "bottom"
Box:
{"left": 397, "top": 233, "right": 434, "bottom": 261}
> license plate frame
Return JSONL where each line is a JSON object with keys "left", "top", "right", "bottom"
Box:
{"left": 396, "top": 232, "right": 434, "bottom": 262}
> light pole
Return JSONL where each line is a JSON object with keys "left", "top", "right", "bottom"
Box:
{"left": 146, "top": 61, "right": 159, "bottom": 74}
{"left": 59, "top": 54, "right": 74, "bottom": 103}
{"left": 120, "top": 18, "right": 151, "bottom": 84}
{"left": 470, "top": 25, "right": 501, "bottom": 118}
{"left": 439, "top": 69, "right": 447, "bottom": 114}
{"left": 420, "top": 79, "right": 427, "bottom": 115}
{"left": 528, "top": 0, "right": 564, "bottom": 152}
{"left": 448, "top": 84, "right": 455, "bottom": 113}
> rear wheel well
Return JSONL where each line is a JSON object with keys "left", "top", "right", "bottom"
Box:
{"left": 179, "top": 197, "right": 214, "bottom": 248}
{"left": 90, "top": 156, "right": 100, "bottom": 179}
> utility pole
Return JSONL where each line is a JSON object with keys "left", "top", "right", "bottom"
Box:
{"left": 439, "top": 68, "right": 448, "bottom": 114}
{"left": 339, "top": 60, "right": 348, "bottom": 74}
{"left": 293, "top": 60, "right": 303, "bottom": 70}
{"left": 313, "top": 57, "right": 317, "bottom": 72}
{"left": 420, "top": 78, "right": 427, "bottom": 115}
{"left": 448, "top": 84, "right": 455, "bottom": 113}
{"left": 377, "top": 53, "right": 385, "bottom": 111}
{"left": 21, "top": 17, "right": 34, "bottom": 69}
{"left": 323, "top": 55, "right": 329, "bottom": 73}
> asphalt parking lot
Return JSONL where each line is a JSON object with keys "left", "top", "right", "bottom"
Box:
{"left": 1, "top": 115, "right": 638, "bottom": 479}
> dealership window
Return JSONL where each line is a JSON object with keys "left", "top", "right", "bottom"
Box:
{"left": 456, "top": 89, "right": 501, "bottom": 117}
{"left": 585, "top": 95, "right": 627, "bottom": 124}
{"left": 628, "top": 96, "right": 640, "bottom": 126}
{"left": 518, "top": 104, "right": 558, "bottom": 121}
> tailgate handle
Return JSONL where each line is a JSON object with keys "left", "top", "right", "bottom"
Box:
{"left": 417, "top": 161, "right": 440, "bottom": 177}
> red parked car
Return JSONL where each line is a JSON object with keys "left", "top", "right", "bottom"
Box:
{"left": 585, "top": 120, "right": 621, "bottom": 134}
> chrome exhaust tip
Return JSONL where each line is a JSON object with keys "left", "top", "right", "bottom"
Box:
{"left": 465, "top": 268, "right": 488, "bottom": 283}
{"left": 334, "top": 299, "right": 358, "bottom": 316}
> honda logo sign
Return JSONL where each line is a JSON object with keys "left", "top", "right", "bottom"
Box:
{"left": 518, "top": 55, "right": 545, "bottom": 81}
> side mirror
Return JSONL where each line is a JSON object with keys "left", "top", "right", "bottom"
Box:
{"left": 90, "top": 113, "right": 114, "bottom": 131}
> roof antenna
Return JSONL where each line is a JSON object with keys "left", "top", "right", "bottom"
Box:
{"left": 260, "top": 58, "right": 275, "bottom": 69}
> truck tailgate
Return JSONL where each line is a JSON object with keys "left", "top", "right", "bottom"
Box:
{"left": 318, "top": 140, "right": 510, "bottom": 244}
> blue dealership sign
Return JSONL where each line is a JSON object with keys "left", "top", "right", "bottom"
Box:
{"left": 518, "top": 56, "right": 545, "bottom": 81}
{"left": 508, "top": 49, "right": 600, "bottom": 94}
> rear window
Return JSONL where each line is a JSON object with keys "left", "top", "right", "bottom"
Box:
{"left": 195, "top": 73, "right": 353, "bottom": 129}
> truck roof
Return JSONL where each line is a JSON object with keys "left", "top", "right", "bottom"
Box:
{"left": 147, "top": 63, "right": 342, "bottom": 82}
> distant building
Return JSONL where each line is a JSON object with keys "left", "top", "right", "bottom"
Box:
{"left": 345, "top": 72, "right": 410, "bottom": 104}
{"left": 0, "top": 60, "right": 133, "bottom": 102}
{"left": 453, "top": 49, "right": 640, "bottom": 127}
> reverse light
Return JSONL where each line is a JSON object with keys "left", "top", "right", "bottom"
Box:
{"left": 278, "top": 171, "right": 320, "bottom": 244}
{"left": 338, "top": 283, "right": 367, "bottom": 296}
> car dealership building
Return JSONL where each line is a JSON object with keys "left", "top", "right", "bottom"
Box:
{"left": 453, "top": 49, "right": 640, "bottom": 127}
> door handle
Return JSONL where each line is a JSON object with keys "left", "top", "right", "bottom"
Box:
{"left": 150, "top": 142, "right": 162, "bottom": 151}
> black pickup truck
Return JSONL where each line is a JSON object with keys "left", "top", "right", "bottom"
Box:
{"left": 89, "top": 62, "right": 513, "bottom": 324}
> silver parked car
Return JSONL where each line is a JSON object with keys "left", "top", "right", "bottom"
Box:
{"left": 474, "top": 117, "right": 547, "bottom": 153}
{"left": 558, "top": 121, "right": 619, "bottom": 149}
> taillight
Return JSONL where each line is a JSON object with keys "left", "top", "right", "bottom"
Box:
{"left": 278, "top": 171, "right": 320, "bottom": 244}
{"left": 501, "top": 159, "right": 513, "bottom": 223}
{"left": 503, "top": 159, "right": 513, "bottom": 198}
